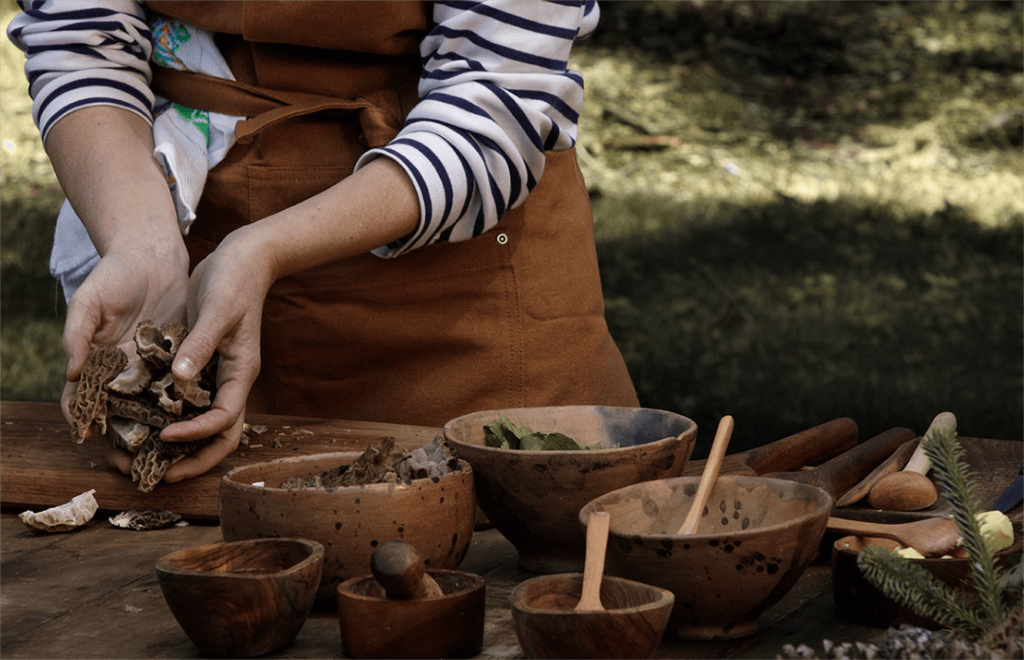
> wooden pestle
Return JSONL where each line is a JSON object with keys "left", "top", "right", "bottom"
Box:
{"left": 370, "top": 540, "right": 443, "bottom": 599}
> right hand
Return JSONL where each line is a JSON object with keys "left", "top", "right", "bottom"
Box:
{"left": 61, "top": 242, "right": 190, "bottom": 438}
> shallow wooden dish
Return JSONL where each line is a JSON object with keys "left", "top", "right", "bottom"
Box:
{"left": 831, "top": 533, "right": 1023, "bottom": 628}
{"left": 155, "top": 537, "right": 323, "bottom": 658}
{"left": 580, "top": 475, "right": 832, "bottom": 640}
{"left": 443, "top": 406, "right": 697, "bottom": 573}
{"left": 510, "top": 573, "right": 674, "bottom": 659}
{"left": 336, "top": 569, "right": 485, "bottom": 659}
{"left": 219, "top": 452, "right": 475, "bottom": 604}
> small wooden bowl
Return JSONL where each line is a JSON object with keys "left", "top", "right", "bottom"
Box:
{"left": 336, "top": 569, "right": 486, "bottom": 659}
{"left": 510, "top": 573, "right": 675, "bottom": 659}
{"left": 831, "top": 533, "right": 1024, "bottom": 628}
{"left": 443, "top": 406, "right": 697, "bottom": 573}
{"left": 155, "top": 537, "right": 323, "bottom": 658}
{"left": 219, "top": 452, "right": 476, "bottom": 604}
{"left": 580, "top": 475, "right": 832, "bottom": 640}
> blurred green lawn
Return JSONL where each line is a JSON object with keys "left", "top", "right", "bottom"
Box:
{"left": 2, "top": 1, "right": 1021, "bottom": 456}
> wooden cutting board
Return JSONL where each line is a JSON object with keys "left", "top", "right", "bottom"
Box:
{"left": 0, "top": 401, "right": 438, "bottom": 520}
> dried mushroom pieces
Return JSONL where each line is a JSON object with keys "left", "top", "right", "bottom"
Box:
{"left": 280, "top": 435, "right": 462, "bottom": 489}
{"left": 19, "top": 490, "right": 98, "bottom": 533}
{"left": 69, "top": 346, "right": 127, "bottom": 443}
{"left": 109, "top": 509, "right": 183, "bottom": 531}
{"left": 69, "top": 320, "right": 218, "bottom": 492}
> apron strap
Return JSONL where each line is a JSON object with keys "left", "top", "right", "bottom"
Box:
{"left": 151, "top": 67, "right": 403, "bottom": 147}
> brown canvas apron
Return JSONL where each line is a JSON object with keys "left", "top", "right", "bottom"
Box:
{"left": 146, "top": 1, "right": 639, "bottom": 427}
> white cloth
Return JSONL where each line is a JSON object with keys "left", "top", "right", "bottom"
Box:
{"left": 49, "top": 15, "right": 242, "bottom": 302}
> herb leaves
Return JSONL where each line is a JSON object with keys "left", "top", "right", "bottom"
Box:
{"left": 483, "top": 416, "right": 603, "bottom": 451}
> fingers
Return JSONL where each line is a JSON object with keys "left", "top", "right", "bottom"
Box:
{"left": 162, "top": 414, "right": 245, "bottom": 483}
{"left": 106, "top": 447, "right": 133, "bottom": 475}
{"left": 172, "top": 327, "right": 219, "bottom": 382}
{"left": 62, "top": 293, "right": 100, "bottom": 381}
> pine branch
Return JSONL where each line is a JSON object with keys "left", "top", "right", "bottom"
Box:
{"left": 922, "top": 424, "right": 1008, "bottom": 630}
{"left": 857, "top": 544, "right": 989, "bottom": 637}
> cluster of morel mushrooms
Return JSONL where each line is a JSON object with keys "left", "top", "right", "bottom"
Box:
{"left": 69, "top": 320, "right": 216, "bottom": 492}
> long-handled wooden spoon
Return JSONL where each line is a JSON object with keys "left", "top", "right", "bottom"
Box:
{"left": 576, "top": 510, "right": 611, "bottom": 611}
{"left": 827, "top": 516, "right": 961, "bottom": 557}
{"left": 677, "top": 415, "right": 735, "bottom": 535}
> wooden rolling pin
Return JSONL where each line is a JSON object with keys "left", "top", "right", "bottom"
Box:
{"left": 764, "top": 427, "right": 918, "bottom": 500}
{"left": 684, "top": 417, "right": 859, "bottom": 477}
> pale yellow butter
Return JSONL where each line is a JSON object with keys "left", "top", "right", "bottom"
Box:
{"left": 956, "top": 510, "right": 1014, "bottom": 553}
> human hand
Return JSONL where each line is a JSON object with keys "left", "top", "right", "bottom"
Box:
{"left": 61, "top": 243, "right": 190, "bottom": 435}
{"left": 153, "top": 226, "right": 274, "bottom": 480}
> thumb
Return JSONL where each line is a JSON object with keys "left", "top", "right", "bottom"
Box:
{"left": 172, "top": 318, "right": 222, "bottom": 381}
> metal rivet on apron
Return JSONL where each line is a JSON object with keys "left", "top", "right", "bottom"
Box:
{"left": 496, "top": 232, "right": 509, "bottom": 245}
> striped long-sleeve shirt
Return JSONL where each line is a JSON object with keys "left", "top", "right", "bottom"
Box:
{"left": 7, "top": 0, "right": 599, "bottom": 258}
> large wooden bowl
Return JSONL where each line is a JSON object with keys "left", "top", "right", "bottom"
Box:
{"left": 580, "top": 475, "right": 832, "bottom": 640}
{"left": 155, "top": 537, "right": 323, "bottom": 658}
{"left": 510, "top": 573, "right": 675, "bottom": 659}
{"left": 831, "top": 533, "right": 1023, "bottom": 628}
{"left": 337, "top": 569, "right": 486, "bottom": 659}
{"left": 219, "top": 452, "right": 476, "bottom": 604}
{"left": 443, "top": 406, "right": 697, "bottom": 573}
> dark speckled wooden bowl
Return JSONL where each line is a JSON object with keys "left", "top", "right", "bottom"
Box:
{"left": 443, "top": 406, "right": 697, "bottom": 574}
{"left": 580, "top": 475, "right": 832, "bottom": 640}
{"left": 219, "top": 452, "right": 475, "bottom": 604}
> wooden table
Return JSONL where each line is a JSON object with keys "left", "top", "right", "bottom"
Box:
{"left": 1, "top": 510, "right": 893, "bottom": 659}
{"left": 3, "top": 401, "right": 1016, "bottom": 658}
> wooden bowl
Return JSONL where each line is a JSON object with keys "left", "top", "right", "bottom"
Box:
{"left": 510, "top": 573, "right": 675, "bottom": 659}
{"left": 443, "top": 406, "right": 697, "bottom": 573}
{"left": 580, "top": 475, "right": 832, "bottom": 640}
{"left": 831, "top": 533, "right": 1023, "bottom": 628}
{"left": 155, "top": 537, "right": 323, "bottom": 658}
{"left": 219, "top": 452, "right": 476, "bottom": 604}
{"left": 336, "top": 569, "right": 486, "bottom": 659}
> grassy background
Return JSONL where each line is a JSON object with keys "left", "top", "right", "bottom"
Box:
{"left": 2, "top": 1, "right": 1022, "bottom": 457}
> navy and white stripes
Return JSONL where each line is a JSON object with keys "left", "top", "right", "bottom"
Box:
{"left": 7, "top": 1, "right": 598, "bottom": 258}
{"left": 7, "top": 1, "right": 154, "bottom": 144}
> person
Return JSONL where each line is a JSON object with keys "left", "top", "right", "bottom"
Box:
{"left": 7, "top": 0, "right": 639, "bottom": 484}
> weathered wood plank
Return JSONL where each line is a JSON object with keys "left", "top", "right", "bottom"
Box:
{"left": 1, "top": 401, "right": 440, "bottom": 519}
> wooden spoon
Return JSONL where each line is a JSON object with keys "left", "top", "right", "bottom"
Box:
{"left": 370, "top": 540, "right": 443, "bottom": 599}
{"left": 835, "top": 438, "right": 918, "bottom": 507}
{"left": 576, "top": 510, "right": 611, "bottom": 611}
{"left": 677, "top": 415, "right": 735, "bottom": 535}
{"left": 827, "top": 516, "right": 961, "bottom": 557}
{"left": 867, "top": 412, "right": 955, "bottom": 511}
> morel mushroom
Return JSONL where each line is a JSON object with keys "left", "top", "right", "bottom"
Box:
{"left": 69, "top": 320, "right": 217, "bottom": 492}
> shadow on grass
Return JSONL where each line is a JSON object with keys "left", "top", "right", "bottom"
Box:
{"left": 594, "top": 193, "right": 1023, "bottom": 458}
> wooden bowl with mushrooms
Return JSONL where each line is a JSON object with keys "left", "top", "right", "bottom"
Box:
{"left": 219, "top": 444, "right": 476, "bottom": 605}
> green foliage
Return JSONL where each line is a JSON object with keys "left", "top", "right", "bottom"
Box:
{"left": 482, "top": 416, "right": 601, "bottom": 451}
{"left": 922, "top": 423, "right": 1008, "bottom": 628}
{"left": 856, "top": 419, "right": 1021, "bottom": 641}
{"left": 857, "top": 544, "right": 990, "bottom": 637}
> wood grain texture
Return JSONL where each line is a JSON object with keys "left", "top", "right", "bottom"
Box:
{"left": 765, "top": 427, "right": 918, "bottom": 498}
{"left": 155, "top": 538, "right": 324, "bottom": 658}
{"left": 1, "top": 512, "right": 894, "bottom": 660}
{"left": 683, "top": 417, "right": 859, "bottom": 477}
{"left": 510, "top": 573, "right": 674, "bottom": 659}
{"left": 337, "top": 570, "right": 486, "bottom": 659}
{"left": 1, "top": 401, "right": 438, "bottom": 519}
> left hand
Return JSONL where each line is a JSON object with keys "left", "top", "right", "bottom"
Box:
{"left": 155, "top": 226, "right": 275, "bottom": 481}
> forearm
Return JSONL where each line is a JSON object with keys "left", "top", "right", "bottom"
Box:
{"left": 233, "top": 156, "right": 420, "bottom": 285}
{"left": 44, "top": 107, "right": 186, "bottom": 266}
